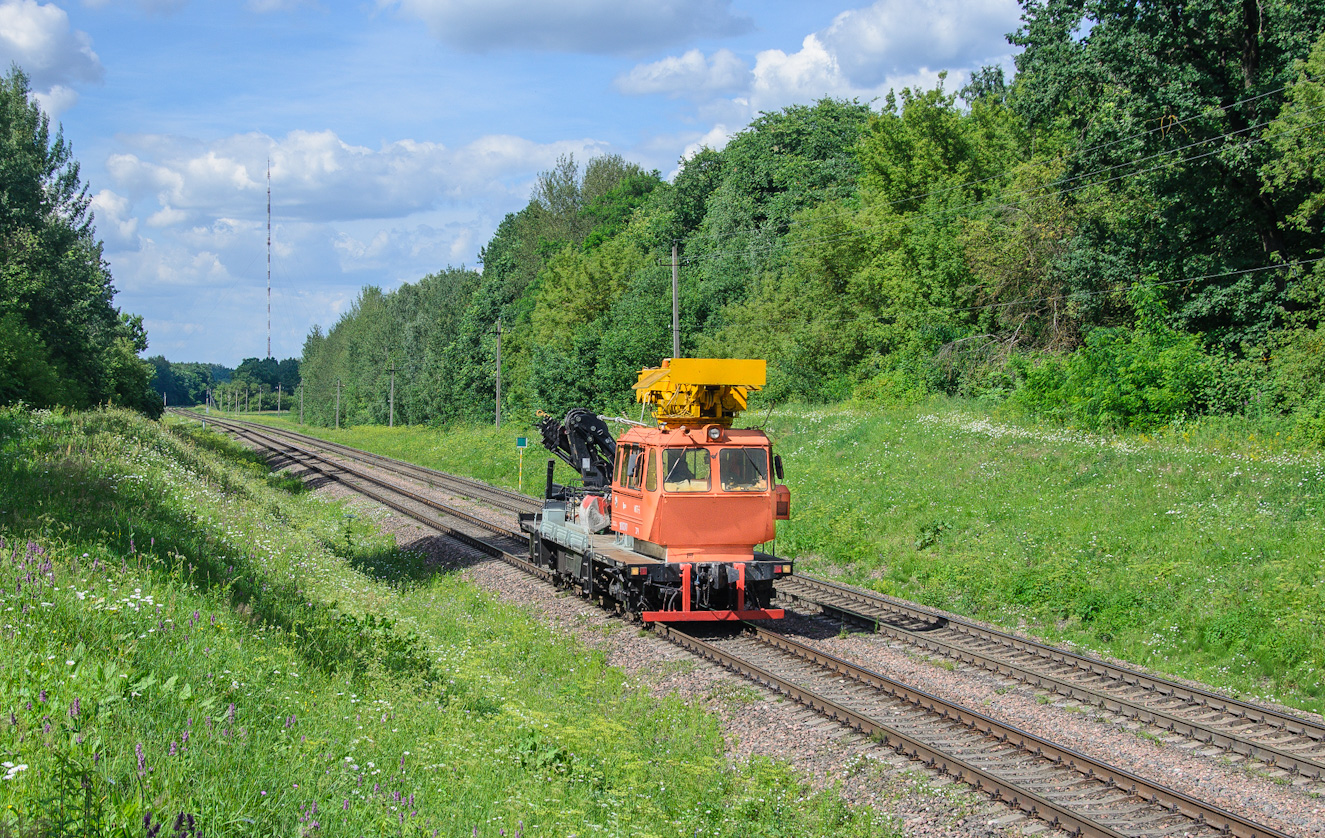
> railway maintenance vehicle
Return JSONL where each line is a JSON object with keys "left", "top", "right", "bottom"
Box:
{"left": 521, "top": 358, "right": 793, "bottom": 622}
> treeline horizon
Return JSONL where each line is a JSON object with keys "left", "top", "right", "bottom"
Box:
{"left": 300, "top": 4, "right": 1318, "bottom": 443}
{"left": 148, "top": 356, "right": 301, "bottom": 410}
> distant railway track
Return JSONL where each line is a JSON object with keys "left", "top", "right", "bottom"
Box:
{"left": 175, "top": 411, "right": 538, "bottom": 516}
{"left": 173, "top": 409, "right": 1312, "bottom": 836}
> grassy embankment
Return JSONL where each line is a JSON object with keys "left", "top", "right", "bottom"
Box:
{"left": 0, "top": 406, "right": 894, "bottom": 836}
{"left": 236, "top": 400, "right": 1325, "bottom": 715}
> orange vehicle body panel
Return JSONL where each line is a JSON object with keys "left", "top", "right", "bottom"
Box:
{"left": 609, "top": 425, "right": 780, "bottom": 563}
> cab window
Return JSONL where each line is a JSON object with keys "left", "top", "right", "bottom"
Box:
{"left": 719, "top": 448, "right": 768, "bottom": 492}
{"left": 663, "top": 447, "right": 711, "bottom": 492}
{"left": 644, "top": 449, "right": 657, "bottom": 492}
{"left": 614, "top": 445, "right": 629, "bottom": 485}
{"left": 618, "top": 444, "right": 647, "bottom": 491}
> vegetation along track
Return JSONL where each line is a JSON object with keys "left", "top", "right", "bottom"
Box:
{"left": 175, "top": 410, "right": 1308, "bottom": 837}
{"left": 776, "top": 575, "right": 1325, "bottom": 791}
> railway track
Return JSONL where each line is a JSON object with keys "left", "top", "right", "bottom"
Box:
{"left": 175, "top": 410, "right": 1312, "bottom": 836}
{"left": 662, "top": 623, "right": 1293, "bottom": 838}
{"left": 178, "top": 410, "right": 537, "bottom": 515}
{"left": 776, "top": 574, "right": 1325, "bottom": 790}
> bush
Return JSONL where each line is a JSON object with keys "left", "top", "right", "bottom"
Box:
{"left": 1010, "top": 284, "right": 1213, "bottom": 430}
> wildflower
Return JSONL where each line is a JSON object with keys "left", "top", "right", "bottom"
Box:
{"left": 2, "top": 763, "right": 28, "bottom": 781}
{"left": 68, "top": 698, "right": 80, "bottom": 718}
{"left": 136, "top": 742, "right": 146, "bottom": 777}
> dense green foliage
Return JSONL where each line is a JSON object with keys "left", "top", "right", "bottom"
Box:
{"left": 148, "top": 358, "right": 234, "bottom": 407}
{"left": 0, "top": 406, "right": 897, "bottom": 835}
{"left": 0, "top": 69, "right": 158, "bottom": 416}
{"left": 298, "top": 6, "right": 1325, "bottom": 440}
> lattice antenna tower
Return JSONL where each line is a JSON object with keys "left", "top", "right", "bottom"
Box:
{"left": 266, "top": 158, "right": 272, "bottom": 359}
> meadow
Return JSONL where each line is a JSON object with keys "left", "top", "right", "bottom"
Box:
{"left": 0, "top": 406, "right": 892, "bottom": 836}
{"left": 238, "top": 400, "right": 1325, "bottom": 715}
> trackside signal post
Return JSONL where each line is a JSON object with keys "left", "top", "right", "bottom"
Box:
{"left": 516, "top": 436, "right": 528, "bottom": 492}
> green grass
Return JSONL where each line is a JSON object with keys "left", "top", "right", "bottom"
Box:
{"left": 0, "top": 406, "right": 894, "bottom": 836}
{"left": 765, "top": 399, "right": 1324, "bottom": 713}
{"left": 221, "top": 399, "right": 1325, "bottom": 715}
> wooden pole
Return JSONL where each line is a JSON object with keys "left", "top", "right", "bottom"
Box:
{"left": 494, "top": 320, "right": 502, "bottom": 429}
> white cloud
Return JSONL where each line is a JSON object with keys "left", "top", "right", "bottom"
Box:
{"left": 820, "top": 0, "right": 1019, "bottom": 86}
{"left": 748, "top": 35, "right": 844, "bottom": 110}
{"left": 617, "top": 0, "right": 1022, "bottom": 158}
{"left": 30, "top": 82, "right": 78, "bottom": 117}
{"left": 105, "top": 129, "right": 610, "bottom": 226}
{"left": 678, "top": 123, "right": 733, "bottom": 163}
{"left": 0, "top": 0, "right": 102, "bottom": 103}
{"left": 90, "top": 189, "right": 138, "bottom": 246}
{"left": 615, "top": 48, "right": 749, "bottom": 98}
{"left": 382, "top": 0, "right": 753, "bottom": 54}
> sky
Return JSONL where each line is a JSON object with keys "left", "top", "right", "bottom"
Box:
{"left": 1, "top": 0, "right": 1023, "bottom": 367}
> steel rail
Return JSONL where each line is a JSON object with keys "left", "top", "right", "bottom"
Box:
{"left": 204, "top": 415, "right": 556, "bottom": 590}
{"left": 174, "top": 410, "right": 537, "bottom": 514}
{"left": 659, "top": 623, "right": 1294, "bottom": 838}
{"left": 186, "top": 410, "right": 1325, "bottom": 778}
{"left": 189, "top": 413, "right": 524, "bottom": 545}
{"left": 778, "top": 574, "right": 1325, "bottom": 779}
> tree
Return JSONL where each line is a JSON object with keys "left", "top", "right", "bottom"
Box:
{"left": 1009, "top": 0, "right": 1325, "bottom": 346}
{"left": 0, "top": 67, "right": 158, "bottom": 414}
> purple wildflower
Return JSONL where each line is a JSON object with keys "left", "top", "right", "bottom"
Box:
{"left": 136, "top": 742, "right": 146, "bottom": 777}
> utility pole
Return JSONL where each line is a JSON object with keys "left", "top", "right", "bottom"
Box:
{"left": 245, "top": 386, "right": 250, "bottom": 413}
{"left": 671, "top": 240, "right": 680, "bottom": 358}
{"left": 163, "top": 391, "right": 167, "bottom": 408}
{"left": 335, "top": 378, "right": 341, "bottom": 430}
{"left": 298, "top": 381, "right": 303, "bottom": 425}
{"left": 277, "top": 383, "right": 282, "bottom": 413}
{"left": 385, "top": 357, "right": 398, "bottom": 428}
{"left": 494, "top": 320, "right": 502, "bottom": 429}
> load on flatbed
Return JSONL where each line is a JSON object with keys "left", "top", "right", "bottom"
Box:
{"left": 520, "top": 358, "right": 792, "bottom": 622}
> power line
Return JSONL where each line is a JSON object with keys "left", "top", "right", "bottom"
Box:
{"left": 672, "top": 79, "right": 1305, "bottom": 259}
{"left": 680, "top": 257, "right": 1325, "bottom": 332}
{"left": 676, "top": 105, "right": 1325, "bottom": 274}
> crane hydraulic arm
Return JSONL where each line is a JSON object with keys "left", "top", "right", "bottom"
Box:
{"left": 536, "top": 408, "right": 617, "bottom": 496}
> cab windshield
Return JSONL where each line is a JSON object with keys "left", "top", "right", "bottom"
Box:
{"left": 719, "top": 448, "right": 768, "bottom": 492}
{"left": 663, "top": 447, "right": 711, "bottom": 492}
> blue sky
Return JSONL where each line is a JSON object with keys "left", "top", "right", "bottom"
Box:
{"left": 2, "top": 0, "right": 1022, "bottom": 366}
